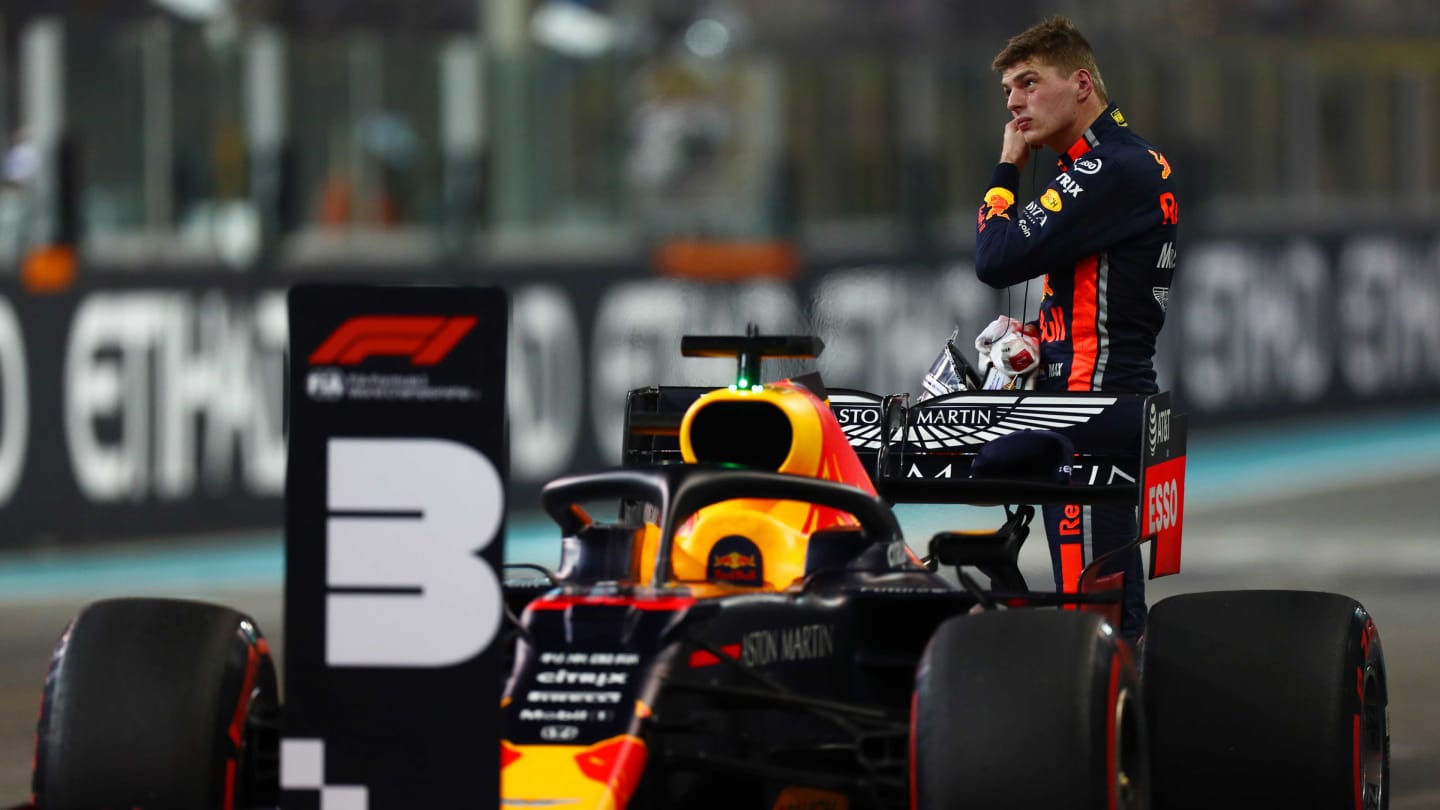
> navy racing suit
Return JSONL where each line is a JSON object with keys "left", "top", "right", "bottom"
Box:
{"left": 974, "top": 104, "right": 1178, "bottom": 640}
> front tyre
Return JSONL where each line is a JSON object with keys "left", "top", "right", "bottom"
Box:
{"left": 912, "top": 610, "right": 1148, "bottom": 809}
{"left": 33, "top": 597, "right": 281, "bottom": 810}
{"left": 1145, "top": 590, "right": 1388, "bottom": 810}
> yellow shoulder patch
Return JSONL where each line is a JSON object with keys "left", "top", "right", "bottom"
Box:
{"left": 982, "top": 186, "right": 1015, "bottom": 220}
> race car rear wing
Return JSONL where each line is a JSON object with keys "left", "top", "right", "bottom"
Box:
{"left": 831, "top": 387, "right": 1189, "bottom": 579}
{"left": 623, "top": 385, "right": 1187, "bottom": 579}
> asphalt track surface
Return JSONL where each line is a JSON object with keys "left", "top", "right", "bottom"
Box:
{"left": 0, "top": 409, "right": 1437, "bottom": 807}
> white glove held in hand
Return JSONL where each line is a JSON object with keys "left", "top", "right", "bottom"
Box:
{"left": 974, "top": 315, "right": 1024, "bottom": 354}
{"left": 975, "top": 315, "right": 1041, "bottom": 389}
{"left": 988, "top": 330, "right": 1040, "bottom": 378}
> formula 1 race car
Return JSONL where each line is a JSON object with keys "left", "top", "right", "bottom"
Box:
{"left": 16, "top": 329, "right": 1388, "bottom": 810}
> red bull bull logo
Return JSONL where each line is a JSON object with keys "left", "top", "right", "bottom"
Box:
{"left": 1148, "top": 149, "right": 1172, "bottom": 179}
{"left": 707, "top": 536, "right": 764, "bottom": 585}
{"left": 713, "top": 552, "right": 757, "bottom": 570}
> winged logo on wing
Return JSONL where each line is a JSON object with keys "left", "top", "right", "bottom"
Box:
{"left": 829, "top": 391, "right": 891, "bottom": 450}
{"left": 906, "top": 396, "right": 1119, "bottom": 451}
{"left": 832, "top": 393, "right": 1120, "bottom": 452}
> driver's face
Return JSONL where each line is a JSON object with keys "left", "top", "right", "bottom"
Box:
{"left": 1001, "top": 60, "right": 1080, "bottom": 151}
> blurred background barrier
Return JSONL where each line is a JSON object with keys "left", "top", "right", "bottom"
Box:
{"left": 0, "top": 230, "right": 1436, "bottom": 549}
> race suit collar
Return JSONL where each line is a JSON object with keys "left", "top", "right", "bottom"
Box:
{"left": 1062, "top": 103, "right": 1127, "bottom": 165}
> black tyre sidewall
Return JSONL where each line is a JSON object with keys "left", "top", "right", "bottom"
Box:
{"left": 33, "top": 597, "right": 278, "bottom": 810}
{"left": 912, "top": 610, "right": 1145, "bottom": 810}
{"left": 1146, "top": 589, "right": 1389, "bottom": 810}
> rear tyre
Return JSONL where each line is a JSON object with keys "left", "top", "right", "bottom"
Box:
{"left": 912, "top": 610, "right": 1148, "bottom": 809}
{"left": 33, "top": 597, "right": 281, "bottom": 810}
{"left": 1145, "top": 590, "right": 1388, "bottom": 810}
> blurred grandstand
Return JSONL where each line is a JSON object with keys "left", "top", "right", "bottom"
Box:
{"left": 2, "top": 0, "right": 1438, "bottom": 266}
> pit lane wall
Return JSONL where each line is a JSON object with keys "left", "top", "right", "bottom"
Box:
{"left": 0, "top": 232, "right": 1436, "bottom": 549}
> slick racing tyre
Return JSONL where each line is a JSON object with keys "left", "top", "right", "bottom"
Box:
{"left": 912, "top": 610, "right": 1148, "bottom": 809}
{"left": 1145, "top": 590, "right": 1388, "bottom": 810}
{"left": 33, "top": 598, "right": 281, "bottom": 810}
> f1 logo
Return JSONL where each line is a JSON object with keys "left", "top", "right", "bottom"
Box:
{"left": 310, "top": 316, "right": 477, "bottom": 366}
{"left": 326, "top": 437, "right": 503, "bottom": 667}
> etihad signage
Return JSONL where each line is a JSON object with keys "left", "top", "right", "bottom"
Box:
{"left": 1, "top": 233, "right": 1439, "bottom": 547}
{"left": 0, "top": 297, "right": 27, "bottom": 505}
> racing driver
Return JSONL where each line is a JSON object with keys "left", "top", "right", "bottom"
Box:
{"left": 974, "top": 16, "right": 1179, "bottom": 641}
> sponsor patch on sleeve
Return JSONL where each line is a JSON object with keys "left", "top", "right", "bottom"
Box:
{"left": 981, "top": 186, "right": 1016, "bottom": 221}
